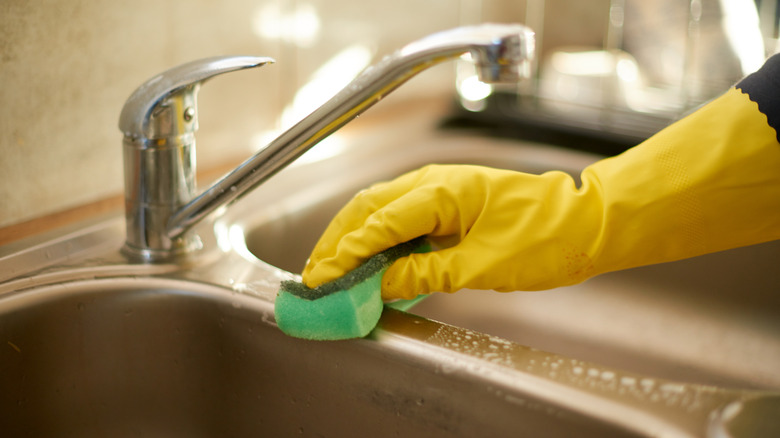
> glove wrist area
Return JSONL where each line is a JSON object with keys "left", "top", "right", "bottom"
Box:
{"left": 586, "top": 87, "right": 780, "bottom": 274}
{"left": 303, "top": 80, "right": 780, "bottom": 300}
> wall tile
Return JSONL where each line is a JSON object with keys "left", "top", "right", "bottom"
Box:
{"left": 0, "top": 0, "right": 608, "bottom": 228}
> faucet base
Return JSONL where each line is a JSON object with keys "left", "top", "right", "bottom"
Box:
{"left": 121, "top": 235, "right": 203, "bottom": 263}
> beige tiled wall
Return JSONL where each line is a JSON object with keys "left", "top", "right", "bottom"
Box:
{"left": 1, "top": 0, "right": 278, "bottom": 227}
{"left": 0, "top": 0, "right": 609, "bottom": 228}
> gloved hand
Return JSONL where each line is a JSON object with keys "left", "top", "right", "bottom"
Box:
{"left": 302, "top": 61, "right": 780, "bottom": 301}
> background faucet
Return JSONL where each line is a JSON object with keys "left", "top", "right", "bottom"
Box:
{"left": 119, "top": 23, "right": 535, "bottom": 262}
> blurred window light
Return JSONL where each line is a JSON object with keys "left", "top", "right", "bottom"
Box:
{"left": 549, "top": 49, "right": 639, "bottom": 83}
{"left": 720, "top": 0, "right": 765, "bottom": 74}
{"left": 457, "top": 53, "right": 493, "bottom": 111}
{"left": 249, "top": 128, "right": 349, "bottom": 166}
{"left": 292, "top": 135, "right": 349, "bottom": 165}
{"left": 280, "top": 44, "right": 374, "bottom": 128}
{"left": 249, "top": 44, "right": 374, "bottom": 164}
{"left": 616, "top": 58, "right": 639, "bottom": 83}
{"left": 457, "top": 75, "right": 493, "bottom": 102}
{"left": 251, "top": 2, "right": 321, "bottom": 47}
{"left": 551, "top": 50, "right": 615, "bottom": 77}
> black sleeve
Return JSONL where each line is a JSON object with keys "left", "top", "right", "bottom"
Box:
{"left": 736, "top": 53, "right": 780, "bottom": 143}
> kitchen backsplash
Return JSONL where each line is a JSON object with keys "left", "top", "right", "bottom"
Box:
{"left": 0, "top": 0, "right": 609, "bottom": 228}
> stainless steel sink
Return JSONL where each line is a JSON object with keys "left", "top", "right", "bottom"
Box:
{"left": 0, "top": 265, "right": 769, "bottom": 438}
{"left": 238, "top": 130, "right": 780, "bottom": 392}
{"left": 9, "top": 277, "right": 602, "bottom": 437}
{"left": 1, "top": 125, "right": 778, "bottom": 437}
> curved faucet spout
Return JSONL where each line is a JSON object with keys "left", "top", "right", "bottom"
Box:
{"left": 120, "top": 24, "right": 534, "bottom": 260}
{"left": 166, "top": 24, "right": 534, "bottom": 245}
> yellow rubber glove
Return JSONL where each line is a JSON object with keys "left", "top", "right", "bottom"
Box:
{"left": 302, "top": 59, "right": 780, "bottom": 301}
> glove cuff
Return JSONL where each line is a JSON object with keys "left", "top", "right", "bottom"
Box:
{"left": 736, "top": 53, "right": 780, "bottom": 142}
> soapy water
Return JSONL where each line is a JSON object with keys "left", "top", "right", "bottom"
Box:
{"left": 428, "top": 325, "right": 518, "bottom": 371}
{"left": 509, "top": 352, "right": 710, "bottom": 412}
{"left": 426, "top": 324, "right": 708, "bottom": 413}
{"left": 559, "top": 363, "right": 705, "bottom": 412}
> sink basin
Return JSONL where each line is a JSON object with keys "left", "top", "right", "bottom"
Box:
{"left": 237, "top": 130, "right": 780, "bottom": 391}
{"left": 0, "top": 278, "right": 507, "bottom": 437}
{"left": 0, "top": 272, "right": 766, "bottom": 438}
{"left": 7, "top": 278, "right": 587, "bottom": 437}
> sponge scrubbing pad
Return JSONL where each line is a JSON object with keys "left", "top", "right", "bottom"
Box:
{"left": 275, "top": 238, "right": 428, "bottom": 341}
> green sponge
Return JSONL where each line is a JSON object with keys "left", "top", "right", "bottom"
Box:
{"left": 275, "top": 237, "right": 428, "bottom": 341}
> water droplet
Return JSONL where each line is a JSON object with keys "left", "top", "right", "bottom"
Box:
{"left": 660, "top": 383, "right": 685, "bottom": 394}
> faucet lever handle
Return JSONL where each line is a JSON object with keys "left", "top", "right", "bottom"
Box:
{"left": 119, "top": 56, "right": 273, "bottom": 260}
{"left": 118, "top": 56, "right": 274, "bottom": 140}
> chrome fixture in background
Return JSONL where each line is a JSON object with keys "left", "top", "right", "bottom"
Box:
{"left": 619, "top": 0, "right": 765, "bottom": 107}
{"left": 455, "top": 0, "right": 773, "bottom": 144}
{"left": 119, "top": 24, "right": 535, "bottom": 261}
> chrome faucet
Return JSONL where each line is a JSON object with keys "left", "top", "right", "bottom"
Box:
{"left": 119, "top": 24, "right": 535, "bottom": 261}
